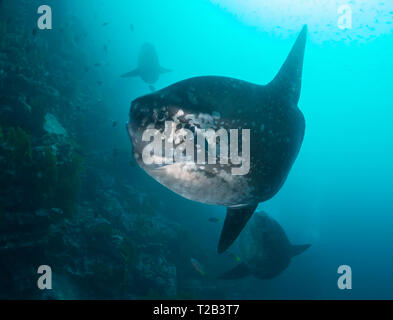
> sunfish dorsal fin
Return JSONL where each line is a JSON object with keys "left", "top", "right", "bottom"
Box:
{"left": 121, "top": 68, "right": 140, "bottom": 78}
{"left": 218, "top": 263, "right": 250, "bottom": 280}
{"left": 291, "top": 243, "right": 311, "bottom": 257}
{"left": 268, "top": 25, "right": 307, "bottom": 105}
{"left": 217, "top": 204, "right": 257, "bottom": 254}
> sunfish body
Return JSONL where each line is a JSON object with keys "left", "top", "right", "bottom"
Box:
{"left": 121, "top": 42, "right": 171, "bottom": 85}
{"left": 219, "top": 211, "right": 311, "bottom": 280}
{"left": 127, "top": 26, "right": 308, "bottom": 253}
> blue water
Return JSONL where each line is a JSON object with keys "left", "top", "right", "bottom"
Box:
{"left": 2, "top": 0, "right": 393, "bottom": 299}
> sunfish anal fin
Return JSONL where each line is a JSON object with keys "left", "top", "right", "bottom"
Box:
{"left": 217, "top": 204, "right": 257, "bottom": 254}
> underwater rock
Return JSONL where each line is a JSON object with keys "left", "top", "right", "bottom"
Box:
{"left": 136, "top": 252, "right": 177, "bottom": 297}
{"left": 43, "top": 113, "right": 67, "bottom": 136}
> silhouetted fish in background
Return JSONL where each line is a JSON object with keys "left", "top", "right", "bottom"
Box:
{"left": 121, "top": 43, "right": 171, "bottom": 85}
{"left": 218, "top": 211, "right": 311, "bottom": 280}
{"left": 127, "top": 26, "right": 308, "bottom": 253}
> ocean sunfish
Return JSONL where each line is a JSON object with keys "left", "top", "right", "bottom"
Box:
{"left": 127, "top": 26, "right": 308, "bottom": 253}
{"left": 219, "top": 211, "right": 311, "bottom": 280}
{"left": 121, "top": 42, "right": 171, "bottom": 85}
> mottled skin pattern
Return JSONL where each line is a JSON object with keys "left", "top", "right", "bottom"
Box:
{"left": 128, "top": 76, "right": 305, "bottom": 206}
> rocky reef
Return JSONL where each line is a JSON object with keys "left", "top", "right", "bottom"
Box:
{"left": 0, "top": 1, "right": 207, "bottom": 299}
{"left": 0, "top": 0, "right": 224, "bottom": 299}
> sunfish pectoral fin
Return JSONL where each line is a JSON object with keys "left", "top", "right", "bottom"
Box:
{"left": 159, "top": 66, "right": 172, "bottom": 74}
{"left": 217, "top": 263, "right": 250, "bottom": 280}
{"left": 121, "top": 68, "right": 140, "bottom": 78}
{"left": 291, "top": 243, "right": 311, "bottom": 257}
{"left": 268, "top": 24, "right": 307, "bottom": 105}
{"left": 217, "top": 204, "right": 258, "bottom": 254}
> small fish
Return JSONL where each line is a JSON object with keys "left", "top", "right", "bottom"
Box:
{"left": 190, "top": 258, "right": 205, "bottom": 276}
{"left": 97, "top": 81, "right": 103, "bottom": 86}
{"left": 94, "top": 63, "right": 101, "bottom": 67}
{"left": 112, "top": 121, "right": 118, "bottom": 128}
{"left": 103, "top": 22, "right": 109, "bottom": 26}
{"left": 208, "top": 217, "right": 220, "bottom": 223}
{"left": 104, "top": 45, "right": 108, "bottom": 54}
{"left": 32, "top": 28, "right": 38, "bottom": 36}
{"left": 130, "top": 24, "right": 134, "bottom": 32}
